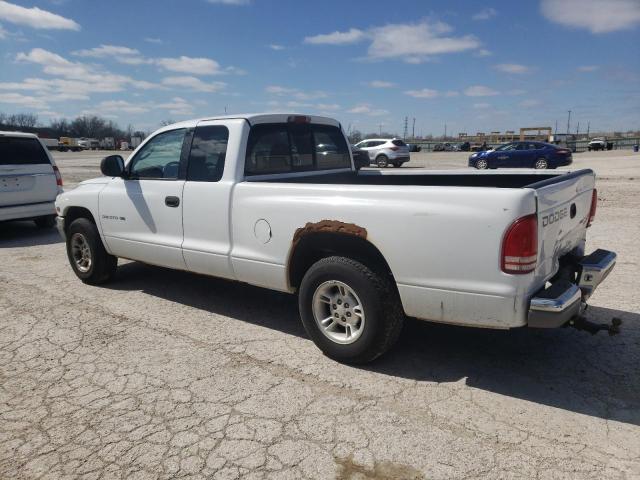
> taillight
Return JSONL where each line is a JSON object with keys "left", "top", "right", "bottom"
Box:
{"left": 557, "top": 149, "right": 570, "bottom": 155}
{"left": 501, "top": 214, "right": 538, "bottom": 274}
{"left": 587, "top": 189, "right": 597, "bottom": 227}
{"left": 53, "top": 165, "right": 63, "bottom": 187}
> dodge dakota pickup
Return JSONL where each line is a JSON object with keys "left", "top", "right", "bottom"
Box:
{"left": 55, "top": 114, "right": 617, "bottom": 363}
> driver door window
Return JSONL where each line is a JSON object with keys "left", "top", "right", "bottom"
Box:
{"left": 129, "top": 129, "right": 187, "bottom": 180}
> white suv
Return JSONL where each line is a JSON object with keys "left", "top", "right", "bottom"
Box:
{"left": 0, "top": 131, "right": 63, "bottom": 228}
{"left": 353, "top": 138, "right": 410, "bottom": 167}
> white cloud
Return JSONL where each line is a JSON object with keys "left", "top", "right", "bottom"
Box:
{"left": 444, "top": 90, "right": 460, "bottom": 97}
{"left": 367, "top": 21, "right": 480, "bottom": 63}
{"left": 475, "top": 48, "right": 492, "bottom": 57}
{"left": 473, "top": 102, "right": 491, "bottom": 109}
{"left": 464, "top": 85, "right": 499, "bottom": 96}
{"left": 265, "top": 85, "right": 328, "bottom": 100}
{"left": 156, "top": 56, "right": 222, "bottom": 75}
{"left": 404, "top": 88, "right": 440, "bottom": 99}
{"left": 518, "top": 99, "right": 541, "bottom": 108}
{"left": 144, "top": 37, "right": 163, "bottom": 44}
{"left": 494, "top": 63, "right": 533, "bottom": 74}
{"left": 156, "top": 97, "right": 194, "bottom": 115}
{"left": 347, "top": 103, "right": 388, "bottom": 116}
{"left": 269, "top": 44, "right": 285, "bottom": 50}
{"left": 541, "top": 0, "right": 640, "bottom": 33}
{"left": 578, "top": 65, "right": 599, "bottom": 72}
{"left": 304, "top": 28, "right": 365, "bottom": 45}
{"left": 0, "top": 92, "right": 48, "bottom": 109}
{"left": 472, "top": 8, "right": 497, "bottom": 21}
{"left": 161, "top": 76, "right": 226, "bottom": 92}
{"left": 368, "top": 80, "right": 395, "bottom": 88}
{"left": 207, "top": 0, "right": 250, "bottom": 4}
{"left": 72, "top": 44, "right": 140, "bottom": 58}
{"left": 97, "top": 100, "right": 149, "bottom": 114}
{"left": 0, "top": 1, "right": 79, "bottom": 30}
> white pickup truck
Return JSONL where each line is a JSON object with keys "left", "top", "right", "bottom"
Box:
{"left": 55, "top": 114, "right": 618, "bottom": 363}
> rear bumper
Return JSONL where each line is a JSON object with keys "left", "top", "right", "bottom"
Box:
{"left": 388, "top": 155, "right": 410, "bottom": 163}
{"left": 0, "top": 201, "right": 56, "bottom": 222}
{"left": 528, "top": 249, "right": 616, "bottom": 328}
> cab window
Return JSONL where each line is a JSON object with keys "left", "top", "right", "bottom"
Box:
{"left": 186, "top": 126, "right": 229, "bottom": 182}
{"left": 129, "top": 129, "right": 186, "bottom": 180}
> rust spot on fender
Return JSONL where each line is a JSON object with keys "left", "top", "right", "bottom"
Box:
{"left": 292, "top": 219, "right": 367, "bottom": 248}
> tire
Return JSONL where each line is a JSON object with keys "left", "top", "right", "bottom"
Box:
{"left": 66, "top": 218, "right": 117, "bottom": 285}
{"left": 392, "top": 162, "right": 402, "bottom": 168}
{"left": 298, "top": 256, "right": 404, "bottom": 364}
{"left": 376, "top": 155, "right": 389, "bottom": 168}
{"left": 475, "top": 158, "right": 488, "bottom": 169}
{"left": 535, "top": 158, "right": 548, "bottom": 169}
{"left": 34, "top": 214, "right": 56, "bottom": 229}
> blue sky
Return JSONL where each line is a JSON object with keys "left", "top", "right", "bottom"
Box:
{"left": 1, "top": 0, "right": 639, "bottom": 136}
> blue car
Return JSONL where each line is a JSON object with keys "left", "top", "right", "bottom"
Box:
{"left": 468, "top": 141, "right": 573, "bottom": 170}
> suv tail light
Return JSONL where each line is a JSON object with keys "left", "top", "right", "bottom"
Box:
{"left": 587, "top": 189, "right": 597, "bottom": 227}
{"left": 53, "top": 165, "right": 63, "bottom": 187}
{"left": 501, "top": 214, "right": 538, "bottom": 274}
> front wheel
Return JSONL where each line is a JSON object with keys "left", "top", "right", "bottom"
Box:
{"left": 66, "top": 218, "right": 117, "bottom": 285}
{"left": 475, "top": 158, "right": 488, "bottom": 169}
{"left": 298, "top": 256, "right": 404, "bottom": 364}
{"left": 376, "top": 155, "right": 389, "bottom": 168}
{"left": 535, "top": 158, "right": 548, "bottom": 169}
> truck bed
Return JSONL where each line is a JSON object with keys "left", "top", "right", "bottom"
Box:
{"left": 255, "top": 169, "right": 591, "bottom": 190}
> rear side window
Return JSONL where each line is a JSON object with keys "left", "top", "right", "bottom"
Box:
{"left": 392, "top": 139, "right": 406, "bottom": 147}
{"left": 0, "top": 137, "right": 50, "bottom": 165}
{"left": 245, "top": 123, "right": 350, "bottom": 176}
{"left": 187, "top": 126, "right": 229, "bottom": 182}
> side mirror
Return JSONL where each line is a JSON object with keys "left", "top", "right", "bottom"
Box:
{"left": 100, "top": 155, "right": 125, "bottom": 177}
{"left": 352, "top": 150, "right": 370, "bottom": 171}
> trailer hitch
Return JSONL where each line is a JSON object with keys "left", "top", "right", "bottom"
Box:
{"left": 569, "top": 314, "right": 622, "bottom": 336}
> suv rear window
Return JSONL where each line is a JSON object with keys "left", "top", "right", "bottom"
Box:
{"left": 0, "top": 137, "right": 50, "bottom": 165}
{"left": 391, "top": 140, "right": 406, "bottom": 147}
{"left": 245, "top": 123, "right": 350, "bottom": 176}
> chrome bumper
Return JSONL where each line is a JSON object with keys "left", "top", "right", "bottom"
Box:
{"left": 528, "top": 249, "right": 616, "bottom": 328}
{"left": 55, "top": 216, "right": 66, "bottom": 240}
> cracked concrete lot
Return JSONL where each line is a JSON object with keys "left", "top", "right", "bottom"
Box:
{"left": 1, "top": 150, "right": 639, "bottom": 479}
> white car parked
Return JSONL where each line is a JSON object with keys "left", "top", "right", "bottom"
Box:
{"left": 1, "top": 131, "right": 63, "bottom": 228}
{"left": 353, "top": 138, "right": 410, "bottom": 167}
{"left": 55, "top": 114, "right": 617, "bottom": 363}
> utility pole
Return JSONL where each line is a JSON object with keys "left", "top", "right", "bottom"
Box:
{"left": 403, "top": 116, "right": 408, "bottom": 140}
{"left": 586, "top": 121, "right": 590, "bottom": 138}
{"left": 379, "top": 123, "right": 383, "bottom": 136}
{"left": 444, "top": 123, "right": 447, "bottom": 140}
{"left": 576, "top": 121, "right": 580, "bottom": 136}
{"left": 412, "top": 117, "right": 416, "bottom": 139}
{"left": 554, "top": 120, "right": 558, "bottom": 135}
{"left": 566, "top": 110, "right": 572, "bottom": 135}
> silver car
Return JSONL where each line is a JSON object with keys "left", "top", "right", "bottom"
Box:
{"left": 353, "top": 138, "right": 410, "bottom": 167}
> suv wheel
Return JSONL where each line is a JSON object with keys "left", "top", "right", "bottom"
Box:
{"left": 34, "top": 214, "right": 56, "bottom": 229}
{"left": 298, "top": 256, "right": 404, "bottom": 364}
{"left": 392, "top": 161, "right": 402, "bottom": 168}
{"left": 66, "top": 218, "right": 117, "bottom": 284}
{"left": 376, "top": 155, "right": 389, "bottom": 168}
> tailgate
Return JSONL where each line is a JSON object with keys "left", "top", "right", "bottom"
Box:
{"left": 530, "top": 170, "right": 595, "bottom": 282}
{"left": 0, "top": 164, "right": 58, "bottom": 207}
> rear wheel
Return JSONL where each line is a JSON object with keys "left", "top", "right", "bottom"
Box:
{"left": 34, "top": 215, "right": 56, "bottom": 229}
{"left": 298, "top": 256, "right": 404, "bottom": 364}
{"left": 66, "top": 218, "right": 117, "bottom": 285}
{"left": 475, "top": 158, "right": 488, "bottom": 169}
{"left": 392, "top": 161, "right": 402, "bottom": 168}
{"left": 376, "top": 155, "right": 389, "bottom": 168}
{"left": 535, "top": 158, "right": 548, "bottom": 169}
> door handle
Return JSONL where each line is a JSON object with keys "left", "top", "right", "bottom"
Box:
{"left": 165, "top": 196, "right": 180, "bottom": 207}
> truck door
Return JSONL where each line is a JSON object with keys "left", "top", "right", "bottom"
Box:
{"left": 180, "top": 119, "right": 240, "bottom": 279}
{"left": 99, "top": 128, "right": 188, "bottom": 270}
